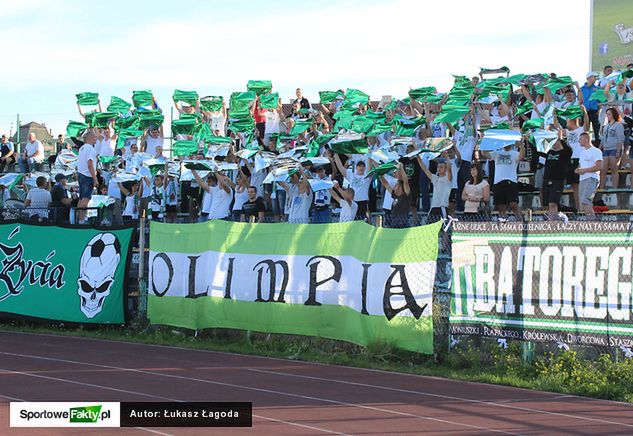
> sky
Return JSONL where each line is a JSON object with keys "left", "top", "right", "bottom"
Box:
{"left": 0, "top": 0, "right": 591, "bottom": 137}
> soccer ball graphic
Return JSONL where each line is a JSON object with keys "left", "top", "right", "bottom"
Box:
{"left": 77, "top": 233, "right": 121, "bottom": 319}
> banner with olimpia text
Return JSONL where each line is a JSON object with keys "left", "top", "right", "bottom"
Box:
{"left": 148, "top": 220, "right": 442, "bottom": 353}
{"left": 451, "top": 221, "right": 633, "bottom": 349}
{"left": 0, "top": 222, "right": 134, "bottom": 324}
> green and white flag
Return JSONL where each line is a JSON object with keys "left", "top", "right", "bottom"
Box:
{"left": 107, "top": 96, "right": 132, "bottom": 114}
{"left": 247, "top": 80, "right": 273, "bottom": 95}
{"left": 319, "top": 90, "right": 344, "bottom": 104}
{"left": 132, "top": 90, "right": 153, "bottom": 108}
{"left": 173, "top": 140, "right": 199, "bottom": 157}
{"left": 0, "top": 223, "right": 133, "bottom": 324}
{"left": 76, "top": 92, "right": 99, "bottom": 106}
{"left": 555, "top": 105, "right": 584, "bottom": 120}
{"left": 93, "top": 112, "right": 118, "bottom": 128}
{"left": 171, "top": 117, "right": 198, "bottom": 137}
{"left": 173, "top": 90, "right": 199, "bottom": 106}
{"left": 66, "top": 120, "right": 89, "bottom": 138}
{"left": 289, "top": 119, "right": 313, "bottom": 136}
{"left": 329, "top": 132, "right": 369, "bottom": 154}
{"left": 200, "top": 96, "right": 224, "bottom": 112}
{"left": 0, "top": 173, "right": 23, "bottom": 190}
{"left": 259, "top": 92, "right": 279, "bottom": 109}
{"left": 148, "top": 220, "right": 441, "bottom": 353}
{"left": 138, "top": 112, "right": 164, "bottom": 130}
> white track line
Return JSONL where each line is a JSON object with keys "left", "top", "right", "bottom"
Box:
{"left": 0, "top": 351, "right": 522, "bottom": 436}
{"left": 2, "top": 329, "right": 630, "bottom": 406}
{"left": 248, "top": 368, "right": 633, "bottom": 428}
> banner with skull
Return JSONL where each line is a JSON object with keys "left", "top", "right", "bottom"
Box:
{"left": 0, "top": 223, "right": 133, "bottom": 324}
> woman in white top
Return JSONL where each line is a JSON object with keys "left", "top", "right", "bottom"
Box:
{"left": 461, "top": 164, "right": 490, "bottom": 220}
{"left": 232, "top": 172, "right": 250, "bottom": 220}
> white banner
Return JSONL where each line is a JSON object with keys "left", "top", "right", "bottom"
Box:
{"left": 149, "top": 251, "right": 436, "bottom": 319}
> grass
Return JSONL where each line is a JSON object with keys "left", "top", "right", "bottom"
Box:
{"left": 2, "top": 320, "right": 632, "bottom": 404}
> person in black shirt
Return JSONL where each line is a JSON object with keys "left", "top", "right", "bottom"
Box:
{"left": 293, "top": 88, "right": 311, "bottom": 110}
{"left": 50, "top": 173, "right": 77, "bottom": 223}
{"left": 241, "top": 186, "right": 266, "bottom": 222}
{"left": 542, "top": 137, "right": 571, "bottom": 222}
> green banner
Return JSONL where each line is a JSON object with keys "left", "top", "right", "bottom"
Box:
{"left": 0, "top": 223, "right": 133, "bottom": 324}
{"left": 451, "top": 221, "right": 633, "bottom": 348}
{"left": 591, "top": 0, "right": 633, "bottom": 70}
{"left": 148, "top": 220, "right": 441, "bottom": 353}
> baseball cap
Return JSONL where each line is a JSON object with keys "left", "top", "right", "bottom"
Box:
{"left": 586, "top": 71, "right": 599, "bottom": 79}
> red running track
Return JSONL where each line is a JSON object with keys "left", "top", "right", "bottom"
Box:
{"left": 0, "top": 330, "right": 632, "bottom": 435}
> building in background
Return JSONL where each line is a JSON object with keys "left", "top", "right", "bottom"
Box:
{"left": 10, "top": 121, "right": 54, "bottom": 155}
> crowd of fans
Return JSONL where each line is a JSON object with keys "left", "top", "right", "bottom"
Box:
{"left": 1, "top": 65, "right": 632, "bottom": 227}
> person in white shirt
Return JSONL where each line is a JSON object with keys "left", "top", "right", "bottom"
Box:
{"left": 333, "top": 153, "right": 372, "bottom": 220}
{"left": 191, "top": 170, "right": 234, "bottom": 220}
{"left": 481, "top": 139, "right": 525, "bottom": 222}
{"left": 95, "top": 126, "right": 117, "bottom": 157}
{"left": 76, "top": 130, "right": 99, "bottom": 224}
{"left": 18, "top": 133, "right": 45, "bottom": 173}
{"left": 142, "top": 125, "right": 164, "bottom": 156}
{"left": 417, "top": 154, "right": 453, "bottom": 222}
{"left": 574, "top": 132, "right": 603, "bottom": 219}
{"left": 329, "top": 181, "right": 357, "bottom": 223}
{"left": 310, "top": 166, "right": 332, "bottom": 223}
{"left": 24, "top": 176, "right": 51, "bottom": 220}
{"left": 551, "top": 106, "right": 589, "bottom": 210}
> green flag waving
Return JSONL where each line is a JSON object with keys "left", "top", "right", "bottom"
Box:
{"left": 172, "top": 117, "right": 198, "bottom": 137}
{"left": 345, "top": 88, "right": 370, "bottom": 106}
{"left": 366, "top": 161, "right": 398, "bottom": 178}
{"left": 200, "top": 96, "right": 224, "bottom": 112}
{"left": 66, "top": 121, "right": 89, "bottom": 138}
{"left": 259, "top": 92, "right": 280, "bottom": 109}
{"left": 76, "top": 92, "right": 99, "bottom": 106}
{"left": 319, "top": 90, "right": 344, "bottom": 104}
{"left": 107, "top": 96, "right": 132, "bottom": 113}
{"left": 138, "top": 112, "right": 165, "bottom": 130}
{"left": 173, "top": 140, "right": 199, "bottom": 157}
{"left": 93, "top": 112, "right": 118, "bottom": 128}
{"left": 555, "top": 105, "right": 584, "bottom": 120}
{"left": 289, "top": 119, "right": 313, "bottom": 136}
{"left": 132, "top": 90, "right": 153, "bottom": 108}
{"left": 173, "top": 90, "right": 199, "bottom": 106}
{"left": 247, "top": 80, "right": 273, "bottom": 95}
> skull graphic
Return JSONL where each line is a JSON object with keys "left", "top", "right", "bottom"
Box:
{"left": 77, "top": 233, "right": 121, "bottom": 318}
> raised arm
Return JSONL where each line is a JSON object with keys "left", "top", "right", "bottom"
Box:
{"left": 216, "top": 171, "right": 235, "bottom": 193}
{"left": 415, "top": 155, "right": 433, "bottom": 179}
{"left": 191, "top": 169, "right": 210, "bottom": 193}
{"left": 117, "top": 182, "right": 130, "bottom": 197}
{"left": 379, "top": 175, "right": 394, "bottom": 194}
{"left": 333, "top": 152, "right": 347, "bottom": 175}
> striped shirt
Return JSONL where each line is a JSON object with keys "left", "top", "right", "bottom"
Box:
{"left": 26, "top": 187, "right": 51, "bottom": 218}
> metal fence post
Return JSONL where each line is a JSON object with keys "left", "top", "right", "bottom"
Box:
{"left": 137, "top": 208, "right": 148, "bottom": 323}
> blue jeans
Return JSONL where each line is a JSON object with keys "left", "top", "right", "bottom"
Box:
{"left": 18, "top": 156, "right": 40, "bottom": 173}
{"left": 312, "top": 207, "right": 332, "bottom": 223}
